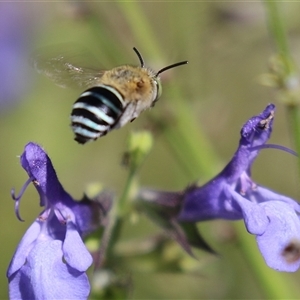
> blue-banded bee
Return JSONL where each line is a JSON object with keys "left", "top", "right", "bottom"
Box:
{"left": 32, "top": 47, "right": 188, "bottom": 144}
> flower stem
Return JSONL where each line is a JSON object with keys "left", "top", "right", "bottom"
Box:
{"left": 287, "top": 104, "right": 300, "bottom": 162}
{"left": 264, "top": 1, "right": 300, "bottom": 172}
{"left": 264, "top": 1, "right": 291, "bottom": 68}
{"left": 95, "top": 167, "right": 136, "bottom": 269}
{"left": 117, "top": 168, "right": 136, "bottom": 218}
{"left": 95, "top": 131, "right": 151, "bottom": 269}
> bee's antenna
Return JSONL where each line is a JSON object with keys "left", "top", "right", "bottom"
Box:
{"left": 156, "top": 60, "right": 188, "bottom": 77}
{"left": 133, "top": 47, "right": 144, "bottom": 67}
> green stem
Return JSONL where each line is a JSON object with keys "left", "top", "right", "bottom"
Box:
{"left": 94, "top": 205, "right": 120, "bottom": 269}
{"left": 170, "top": 86, "right": 220, "bottom": 179}
{"left": 264, "top": 1, "right": 300, "bottom": 172}
{"left": 161, "top": 94, "right": 218, "bottom": 180}
{"left": 287, "top": 105, "right": 300, "bottom": 172}
{"left": 116, "top": 2, "right": 161, "bottom": 59}
{"left": 95, "top": 168, "right": 136, "bottom": 269}
{"left": 117, "top": 168, "right": 136, "bottom": 216}
{"left": 264, "top": 1, "right": 291, "bottom": 64}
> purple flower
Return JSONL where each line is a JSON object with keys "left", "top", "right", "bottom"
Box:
{"left": 139, "top": 104, "right": 300, "bottom": 272}
{"left": 7, "top": 142, "right": 108, "bottom": 299}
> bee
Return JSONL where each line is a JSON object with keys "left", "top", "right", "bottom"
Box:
{"left": 32, "top": 47, "right": 188, "bottom": 144}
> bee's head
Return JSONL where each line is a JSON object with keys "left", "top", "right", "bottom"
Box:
{"left": 133, "top": 47, "right": 188, "bottom": 104}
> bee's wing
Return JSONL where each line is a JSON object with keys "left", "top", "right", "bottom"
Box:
{"left": 31, "top": 45, "right": 106, "bottom": 89}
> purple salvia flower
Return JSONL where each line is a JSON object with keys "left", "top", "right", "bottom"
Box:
{"left": 7, "top": 142, "right": 106, "bottom": 299}
{"left": 139, "top": 104, "right": 300, "bottom": 272}
{"left": 178, "top": 103, "right": 300, "bottom": 272}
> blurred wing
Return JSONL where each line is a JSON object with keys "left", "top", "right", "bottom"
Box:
{"left": 30, "top": 45, "right": 106, "bottom": 89}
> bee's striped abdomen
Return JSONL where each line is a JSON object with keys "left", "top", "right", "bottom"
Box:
{"left": 71, "top": 85, "right": 124, "bottom": 144}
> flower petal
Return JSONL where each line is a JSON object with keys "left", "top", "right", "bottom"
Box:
{"left": 63, "top": 221, "right": 93, "bottom": 272}
{"left": 9, "top": 240, "right": 90, "bottom": 300}
{"left": 21, "top": 142, "right": 72, "bottom": 206}
{"left": 227, "top": 186, "right": 269, "bottom": 235}
{"left": 7, "top": 220, "right": 41, "bottom": 278}
{"left": 256, "top": 201, "right": 300, "bottom": 272}
{"left": 252, "top": 185, "right": 300, "bottom": 213}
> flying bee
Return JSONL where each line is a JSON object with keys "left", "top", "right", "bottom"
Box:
{"left": 32, "top": 46, "right": 188, "bottom": 144}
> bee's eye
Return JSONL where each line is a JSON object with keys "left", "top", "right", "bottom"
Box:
{"left": 153, "top": 78, "right": 162, "bottom": 103}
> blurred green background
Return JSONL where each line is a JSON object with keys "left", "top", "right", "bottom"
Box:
{"left": 1, "top": 2, "right": 300, "bottom": 299}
